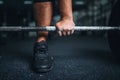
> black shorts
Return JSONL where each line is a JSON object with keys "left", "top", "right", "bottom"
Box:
{"left": 34, "top": 0, "right": 54, "bottom": 3}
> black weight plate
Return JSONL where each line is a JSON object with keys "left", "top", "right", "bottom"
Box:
{"left": 108, "top": 31, "right": 120, "bottom": 55}
{"left": 108, "top": 0, "right": 120, "bottom": 56}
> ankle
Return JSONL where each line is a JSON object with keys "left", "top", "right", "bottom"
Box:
{"left": 36, "top": 37, "right": 47, "bottom": 43}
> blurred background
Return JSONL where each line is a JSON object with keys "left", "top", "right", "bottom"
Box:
{"left": 0, "top": 0, "right": 116, "bottom": 40}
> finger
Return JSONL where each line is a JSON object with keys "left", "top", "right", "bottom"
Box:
{"left": 64, "top": 28, "right": 72, "bottom": 36}
{"left": 68, "top": 27, "right": 73, "bottom": 35}
{"left": 65, "top": 28, "right": 71, "bottom": 36}
{"left": 71, "top": 29, "right": 74, "bottom": 34}
{"left": 62, "top": 31, "right": 67, "bottom": 36}
{"left": 67, "top": 31, "right": 71, "bottom": 36}
{"left": 57, "top": 27, "right": 63, "bottom": 36}
{"left": 63, "top": 27, "right": 69, "bottom": 36}
{"left": 58, "top": 31, "right": 62, "bottom": 36}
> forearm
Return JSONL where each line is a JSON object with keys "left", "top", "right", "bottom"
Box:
{"left": 58, "top": 0, "right": 73, "bottom": 20}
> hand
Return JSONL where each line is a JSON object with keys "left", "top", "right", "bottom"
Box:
{"left": 55, "top": 19, "right": 75, "bottom": 36}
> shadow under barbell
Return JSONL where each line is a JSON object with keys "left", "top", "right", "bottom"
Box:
{"left": 0, "top": 26, "right": 120, "bottom": 32}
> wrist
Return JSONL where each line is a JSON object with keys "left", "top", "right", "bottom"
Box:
{"left": 61, "top": 16, "right": 73, "bottom": 21}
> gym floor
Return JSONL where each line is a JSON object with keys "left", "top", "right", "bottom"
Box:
{"left": 0, "top": 35, "right": 120, "bottom": 80}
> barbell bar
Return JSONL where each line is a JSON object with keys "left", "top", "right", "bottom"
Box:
{"left": 0, "top": 26, "right": 120, "bottom": 32}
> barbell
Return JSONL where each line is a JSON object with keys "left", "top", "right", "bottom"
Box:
{"left": 0, "top": 26, "right": 120, "bottom": 56}
{"left": 0, "top": 26, "right": 120, "bottom": 32}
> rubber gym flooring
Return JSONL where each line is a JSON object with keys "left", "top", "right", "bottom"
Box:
{"left": 0, "top": 35, "right": 120, "bottom": 80}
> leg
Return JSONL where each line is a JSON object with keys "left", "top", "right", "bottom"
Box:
{"left": 33, "top": 0, "right": 54, "bottom": 73}
{"left": 34, "top": 1, "right": 53, "bottom": 42}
